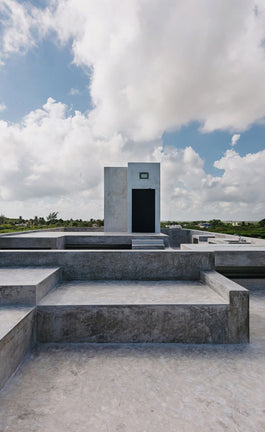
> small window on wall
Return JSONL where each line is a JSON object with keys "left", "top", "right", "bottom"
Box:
{"left": 139, "top": 172, "right": 149, "bottom": 179}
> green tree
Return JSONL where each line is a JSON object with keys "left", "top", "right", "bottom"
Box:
{"left": 46, "top": 212, "right": 58, "bottom": 224}
{"left": 259, "top": 218, "right": 265, "bottom": 227}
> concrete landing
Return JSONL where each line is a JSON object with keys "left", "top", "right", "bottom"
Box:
{"left": 0, "top": 306, "right": 34, "bottom": 389}
{"left": 37, "top": 280, "right": 229, "bottom": 344}
{"left": 0, "top": 267, "right": 62, "bottom": 305}
{"left": 39, "top": 280, "right": 227, "bottom": 306}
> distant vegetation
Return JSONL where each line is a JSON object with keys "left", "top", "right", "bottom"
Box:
{"left": 1, "top": 214, "right": 265, "bottom": 239}
{"left": 161, "top": 219, "right": 265, "bottom": 239}
{"left": 0, "top": 213, "right": 104, "bottom": 233}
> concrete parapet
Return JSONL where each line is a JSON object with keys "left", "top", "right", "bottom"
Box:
{"left": 0, "top": 307, "right": 35, "bottom": 389}
{"left": 200, "top": 271, "right": 249, "bottom": 343}
{"left": 0, "top": 250, "right": 214, "bottom": 280}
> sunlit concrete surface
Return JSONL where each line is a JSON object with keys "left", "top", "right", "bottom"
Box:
{"left": 0, "top": 267, "right": 59, "bottom": 285}
{"left": 0, "top": 286, "right": 264, "bottom": 432}
{"left": 39, "top": 280, "right": 227, "bottom": 306}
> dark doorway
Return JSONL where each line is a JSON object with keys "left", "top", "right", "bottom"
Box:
{"left": 132, "top": 189, "right": 155, "bottom": 232}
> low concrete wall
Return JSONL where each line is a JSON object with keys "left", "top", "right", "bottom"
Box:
{"left": 37, "top": 304, "right": 229, "bottom": 344}
{"left": 215, "top": 250, "right": 265, "bottom": 269}
{"left": 161, "top": 228, "right": 190, "bottom": 247}
{"left": 200, "top": 271, "right": 249, "bottom": 343}
{"left": 0, "top": 236, "right": 64, "bottom": 250}
{"left": 0, "top": 250, "right": 214, "bottom": 280}
{"left": 0, "top": 309, "right": 35, "bottom": 389}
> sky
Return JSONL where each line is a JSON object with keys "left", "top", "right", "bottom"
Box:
{"left": 0, "top": 0, "right": 265, "bottom": 221}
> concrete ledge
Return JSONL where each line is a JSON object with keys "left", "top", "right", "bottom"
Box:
{"left": 200, "top": 271, "right": 249, "bottom": 343}
{"left": 0, "top": 236, "right": 65, "bottom": 250}
{"left": 0, "top": 307, "right": 35, "bottom": 389}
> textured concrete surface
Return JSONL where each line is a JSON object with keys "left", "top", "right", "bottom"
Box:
{"left": 0, "top": 250, "right": 214, "bottom": 280}
{"left": 0, "top": 267, "right": 61, "bottom": 305}
{"left": 39, "top": 280, "right": 227, "bottom": 305}
{"left": 36, "top": 277, "right": 247, "bottom": 344}
{"left": 0, "top": 307, "right": 34, "bottom": 389}
{"left": 201, "top": 271, "right": 249, "bottom": 343}
{"left": 0, "top": 288, "right": 265, "bottom": 431}
{"left": 104, "top": 167, "right": 128, "bottom": 232}
{"left": 37, "top": 304, "right": 229, "bottom": 343}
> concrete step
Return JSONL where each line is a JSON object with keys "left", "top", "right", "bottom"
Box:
{"left": 132, "top": 238, "right": 165, "bottom": 250}
{"left": 0, "top": 267, "right": 62, "bottom": 306}
{"left": 0, "top": 306, "right": 34, "bottom": 389}
{"left": 37, "top": 280, "right": 228, "bottom": 344}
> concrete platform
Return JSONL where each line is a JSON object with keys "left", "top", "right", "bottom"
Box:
{"left": 39, "top": 280, "right": 227, "bottom": 306}
{"left": 0, "top": 306, "right": 34, "bottom": 389}
{"left": 0, "top": 267, "right": 62, "bottom": 305}
{"left": 0, "top": 289, "right": 263, "bottom": 432}
{"left": 36, "top": 279, "right": 238, "bottom": 344}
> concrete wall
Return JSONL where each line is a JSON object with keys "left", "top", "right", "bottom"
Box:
{"left": 200, "top": 271, "right": 249, "bottom": 343}
{"left": 128, "top": 163, "right": 160, "bottom": 233}
{"left": 104, "top": 167, "right": 128, "bottom": 232}
{"left": 0, "top": 309, "right": 35, "bottom": 389}
{"left": 161, "top": 228, "right": 190, "bottom": 247}
{"left": 0, "top": 250, "right": 214, "bottom": 280}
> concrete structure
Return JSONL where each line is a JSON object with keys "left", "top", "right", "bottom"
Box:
{"left": 1, "top": 226, "right": 265, "bottom": 430}
{"left": 104, "top": 162, "right": 160, "bottom": 233}
{"left": 1, "top": 284, "right": 264, "bottom": 432}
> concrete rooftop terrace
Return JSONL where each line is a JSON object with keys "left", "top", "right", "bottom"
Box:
{"left": 0, "top": 281, "right": 264, "bottom": 432}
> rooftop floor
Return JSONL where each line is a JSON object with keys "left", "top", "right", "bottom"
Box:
{"left": 0, "top": 281, "right": 264, "bottom": 431}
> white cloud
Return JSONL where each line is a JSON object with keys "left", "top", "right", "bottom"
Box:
{"left": 69, "top": 88, "right": 81, "bottom": 96}
{"left": 0, "top": 103, "right": 7, "bottom": 112}
{"left": 0, "top": 99, "right": 265, "bottom": 220}
{"left": 1, "top": 1, "right": 265, "bottom": 220}
{"left": 231, "top": 134, "right": 240, "bottom": 146}
{"left": 2, "top": 1, "right": 265, "bottom": 137}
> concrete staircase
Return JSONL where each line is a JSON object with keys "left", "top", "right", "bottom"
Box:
{"left": 132, "top": 238, "right": 165, "bottom": 250}
{"left": 0, "top": 258, "right": 249, "bottom": 390}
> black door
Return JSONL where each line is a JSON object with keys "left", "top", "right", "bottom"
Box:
{"left": 132, "top": 189, "right": 155, "bottom": 232}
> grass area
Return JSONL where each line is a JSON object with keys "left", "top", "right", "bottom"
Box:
{"left": 0, "top": 215, "right": 104, "bottom": 234}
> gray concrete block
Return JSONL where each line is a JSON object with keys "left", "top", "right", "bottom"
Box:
{"left": 0, "top": 267, "right": 62, "bottom": 305}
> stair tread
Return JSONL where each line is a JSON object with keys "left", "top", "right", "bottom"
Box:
{"left": 38, "top": 280, "right": 227, "bottom": 306}
{"left": 0, "top": 267, "right": 60, "bottom": 286}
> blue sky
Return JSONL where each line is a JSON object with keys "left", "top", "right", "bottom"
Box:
{"left": 0, "top": 0, "right": 265, "bottom": 221}
{"left": 0, "top": 39, "right": 92, "bottom": 122}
